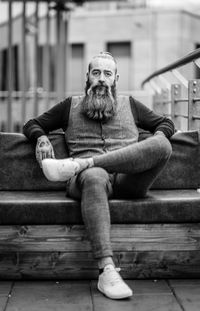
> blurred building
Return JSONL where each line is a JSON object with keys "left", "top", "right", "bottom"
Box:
{"left": 0, "top": 0, "right": 200, "bottom": 131}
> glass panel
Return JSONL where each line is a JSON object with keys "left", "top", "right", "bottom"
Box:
{"left": 107, "top": 42, "right": 131, "bottom": 92}
{"left": 68, "top": 43, "right": 84, "bottom": 94}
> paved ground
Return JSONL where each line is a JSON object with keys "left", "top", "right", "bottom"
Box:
{"left": 0, "top": 279, "right": 199, "bottom": 311}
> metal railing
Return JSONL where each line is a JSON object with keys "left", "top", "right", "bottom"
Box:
{"left": 141, "top": 48, "right": 200, "bottom": 131}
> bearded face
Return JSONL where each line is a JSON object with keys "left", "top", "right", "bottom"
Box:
{"left": 82, "top": 78, "right": 117, "bottom": 122}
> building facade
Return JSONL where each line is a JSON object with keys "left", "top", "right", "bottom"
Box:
{"left": 0, "top": 3, "right": 200, "bottom": 130}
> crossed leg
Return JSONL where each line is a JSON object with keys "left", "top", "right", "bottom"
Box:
{"left": 67, "top": 167, "right": 114, "bottom": 260}
{"left": 92, "top": 134, "right": 172, "bottom": 176}
{"left": 66, "top": 134, "right": 172, "bottom": 257}
{"left": 42, "top": 135, "right": 172, "bottom": 261}
{"left": 113, "top": 160, "right": 169, "bottom": 199}
{"left": 50, "top": 134, "right": 172, "bottom": 299}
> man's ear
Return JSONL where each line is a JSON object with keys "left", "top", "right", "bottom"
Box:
{"left": 116, "top": 73, "right": 119, "bottom": 82}
{"left": 86, "top": 72, "right": 89, "bottom": 80}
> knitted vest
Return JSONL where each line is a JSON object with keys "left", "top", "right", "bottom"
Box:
{"left": 65, "top": 95, "right": 139, "bottom": 158}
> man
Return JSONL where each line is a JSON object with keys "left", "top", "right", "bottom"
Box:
{"left": 23, "top": 52, "right": 174, "bottom": 300}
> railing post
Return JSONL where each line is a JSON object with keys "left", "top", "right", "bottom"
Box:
{"left": 171, "top": 84, "right": 181, "bottom": 130}
{"left": 21, "top": 0, "right": 27, "bottom": 127}
{"left": 44, "top": 2, "right": 50, "bottom": 110}
{"left": 33, "top": 2, "right": 39, "bottom": 117}
{"left": 153, "top": 90, "right": 167, "bottom": 116}
{"left": 188, "top": 79, "right": 200, "bottom": 130}
{"left": 153, "top": 92, "right": 162, "bottom": 115}
{"left": 161, "top": 89, "right": 170, "bottom": 117}
{"left": 56, "top": 9, "right": 66, "bottom": 102}
{"left": 7, "top": 0, "right": 13, "bottom": 132}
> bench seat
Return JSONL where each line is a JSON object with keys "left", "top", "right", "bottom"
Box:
{"left": 0, "top": 189, "right": 200, "bottom": 225}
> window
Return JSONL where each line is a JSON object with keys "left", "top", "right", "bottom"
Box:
{"left": 49, "top": 46, "right": 56, "bottom": 92}
{"left": 107, "top": 42, "right": 131, "bottom": 91}
{"left": 67, "top": 44, "right": 84, "bottom": 93}
{"left": 13, "top": 45, "right": 19, "bottom": 91}
{"left": 0, "top": 45, "right": 19, "bottom": 91}
{"left": 37, "top": 45, "right": 44, "bottom": 88}
{"left": 37, "top": 45, "right": 56, "bottom": 91}
{"left": 1, "top": 48, "right": 8, "bottom": 91}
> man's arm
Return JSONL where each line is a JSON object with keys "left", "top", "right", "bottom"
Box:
{"left": 130, "top": 97, "right": 175, "bottom": 138}
{"left": 23, "top": 97, "right": 71, "bottom": 166}
{"left": 23, "top": 97, "right": 71, "bottom": 142}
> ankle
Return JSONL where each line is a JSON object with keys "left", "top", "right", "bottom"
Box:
{"left": 98, "top": 256, "right": 115, "bottom": 270}
{"left": 99, "top": 263, "right": 116, "bottom": 275}
{"left": 74, "top": 157, "right": 94, "bottom": 172}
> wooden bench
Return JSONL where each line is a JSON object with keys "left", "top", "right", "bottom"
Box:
{"left": 0, "top": 130, "right": 200, "bottom": 279}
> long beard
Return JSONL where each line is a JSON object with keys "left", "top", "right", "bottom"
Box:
{"left": 82, "top": 80, "right": 117, "bottom": 122}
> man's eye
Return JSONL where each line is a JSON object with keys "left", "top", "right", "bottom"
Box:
{"left": 105, "top": 72, "right": 112, "bottom": 77}
{"left": 93, "top": 71, "right": 100, "bottom": 76}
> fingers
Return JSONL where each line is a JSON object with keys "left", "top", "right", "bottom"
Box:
{"left": 41, "top": 151, "right": 47, "bottom": 160}
{"left": 35, "top": 149, "right": 43, "bottom": 168}
{"left": 51, "top": 148, "right": 55, "bottom": 159}
{"left": 41, "top": 148, "right": 53, "bottom": 160}
{"left": 36, "top": 146, "right": 55, "bottom": 168}
{"left": 36, "top": 137, "right": 56, "bottom": 168}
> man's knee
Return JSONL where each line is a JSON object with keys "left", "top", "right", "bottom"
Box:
{"left": 78, "top": 167, "right": 110, "bottom": 187}
{"left": 158, "top": 136, "right": 172, "bottom": 161}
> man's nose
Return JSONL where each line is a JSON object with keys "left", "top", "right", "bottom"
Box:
{"left": 98, "top": 72, "right": 105, "bottom": 82}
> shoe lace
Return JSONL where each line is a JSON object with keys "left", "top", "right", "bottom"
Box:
{"left": 105, "top": 267, "right": 122, "bottom": 286}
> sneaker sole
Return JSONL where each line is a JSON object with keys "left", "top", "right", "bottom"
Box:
{"left": 97, "top": 283, "right": 133, "bottom": 300}
{"left": 42, "top": 159, "right": 78, "bottom": 182}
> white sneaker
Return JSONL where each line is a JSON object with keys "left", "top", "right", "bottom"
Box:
{"left": 41, "top": 158, "right": 80, "bottom": 182}
{"left": 97, "top": 264, "right": 133, "bottom": 299}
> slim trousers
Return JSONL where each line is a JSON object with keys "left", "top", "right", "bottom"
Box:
{"left": 66, "top": 135, "right": 172, "bottom": 259}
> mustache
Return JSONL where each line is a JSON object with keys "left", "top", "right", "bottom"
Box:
{"left": 87, "top": 81, "right": 109, "bottom": 96}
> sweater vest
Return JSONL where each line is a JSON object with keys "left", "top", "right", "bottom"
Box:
{"left": 65, "top": 95, "right": 139, "bottom": 158}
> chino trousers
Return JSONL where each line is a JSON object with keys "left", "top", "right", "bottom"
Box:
{"left": 66, "top": 134, "right": 172, "bottom": 259}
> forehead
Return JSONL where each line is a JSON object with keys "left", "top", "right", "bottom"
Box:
{"left": 90, "top": 57, "right": 116, "bottom": 72}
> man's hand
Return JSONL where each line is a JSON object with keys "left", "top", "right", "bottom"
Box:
{"left": 36, "top": 135, "right": 55, "bottom": 167}
{"left": 154, "top": 131, "right": 166, "bottom": 137}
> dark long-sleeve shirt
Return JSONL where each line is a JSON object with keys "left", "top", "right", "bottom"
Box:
{"left": 23, "top": 96, "right": 175, "bottom": 144}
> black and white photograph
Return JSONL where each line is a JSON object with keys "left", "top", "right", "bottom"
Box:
{"left": 0, "top": 0, "right": 200, "bottom": 310}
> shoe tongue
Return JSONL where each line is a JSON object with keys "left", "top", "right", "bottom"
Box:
{"left": 104, "top": 264, "right": 115, "bottom": 272}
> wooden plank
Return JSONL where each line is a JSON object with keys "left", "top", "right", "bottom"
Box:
{"left": 169, "top": 280, "right": 200, "bottom": 311}
{"left": 116, "top": 250, "right": 200, "bottom": 264}
{"left": 91, "top": 280, "right": 182, "bottom": 311}
{"left": 6, "top": 281, "right": 93, "bottom": 311}
{"left": 1, "top": 189, "right": 200, "bottom": 203}
{"left": 0, "top": 224, "right": 199, "bottom": 279}
{"left": 0, "top": 282, "right": 13, "bottom": 311}
{"left": 115, "top": 250, "right": 200, "bottom": 278}
{"left": 0, "top": 251, "right": 200, "bottom": 279}
{"left": 0, "top": 252, "right": 97, "bottom": 280}
{"left": 0, "top": 224, "right": 199, "bottom": 252}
